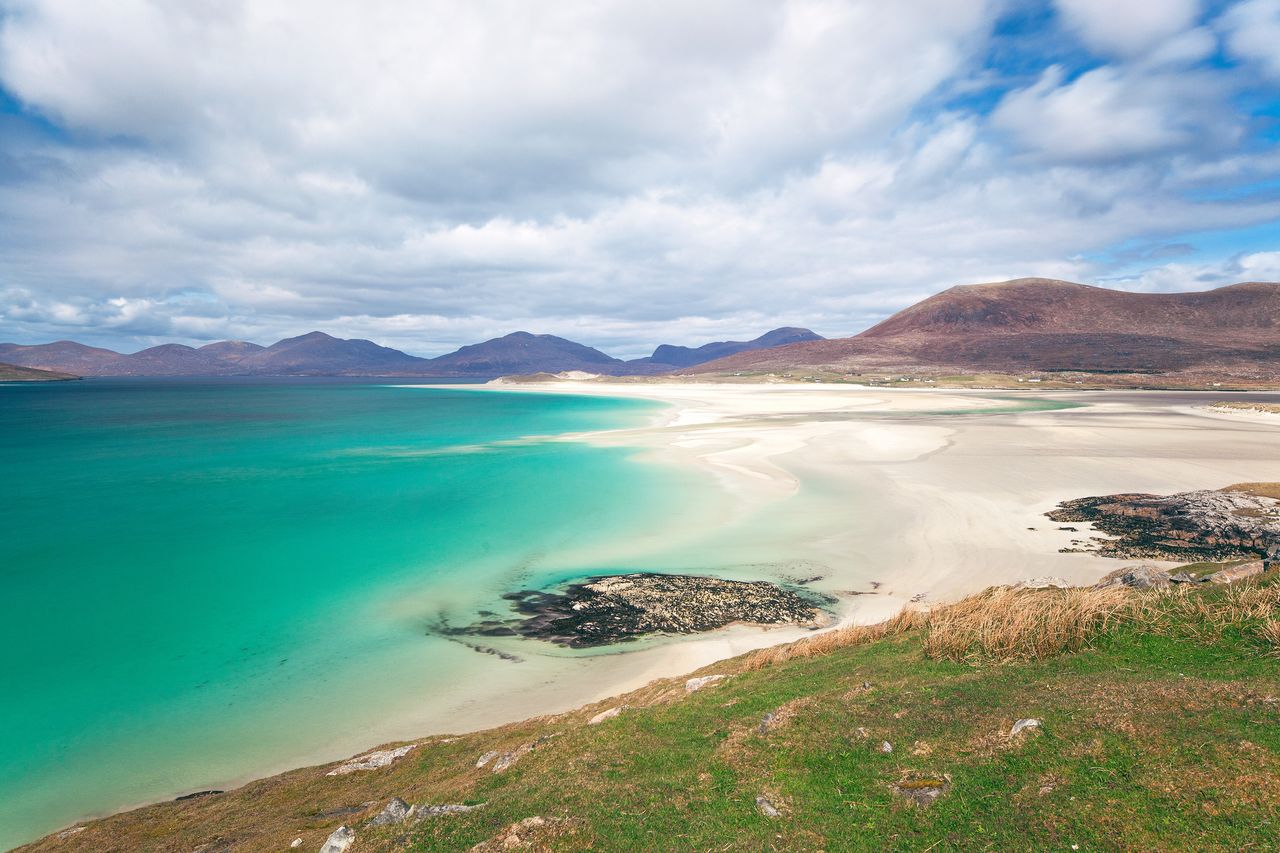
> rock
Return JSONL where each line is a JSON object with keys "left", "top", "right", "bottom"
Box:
{"left": 476, "top": 750, "right": 500, "bottom": 768}
{"left": 755, "top": 796, "right": 780, "bottom": 818}
{"left": 588, "top": 706, "right": 623, "bottom": 725}
{"left": 891, "top": 774, "right": 952, "bottom": 807}
{"left": 319, "top": 825, "right": 355, "bottom": 853}
{"left": 758, "top": 712, "right": 776, "bottom": 735}
{"left": 1095, "top": 564, "right": 1170, "bottom": 590}
{"left": 855, "top": 727, "right": 869, "bottom": 738}
{"left": 450, "top": 572, "right": 829, "bottom": 648}
{"left": 1168, "top": 572, "right": 1197, "bottom": 584}
{"left": 1010, "top": 718, "right": 1041, "bottom": 737}
{"left": 291, "top": 840, "right": 302, "bottom": 849}
{"left": 685, "top": 674, "right": 727, "bottom": 693}
{"left": 56, "top": 827, "right": 85, "bottom": 840}
{"left": 490, "top": 734, "right": 558, "bottom": 773}
{"left": 1266, "top": 543, "right": 1279, "bottom": 572}
{"left": 411, "top": 803, "right": 484, "bottom": 819}
{"left": 1050, "top": 489, "right": 1280, "bottom": 563}
{"left": 1208, "top": 561, "right": 1265, "bottom": 584}
{"left": 879, "top": 740, "right": 893, "bottom": 754}
{"left": 1015, "top": 576, "right": 1071, "bottom": 590}
{"left": 326, "top": 744, "right": 416, "bottom": 776}
{"left": 175, "top": 790, "right": 223, "bottom": 801}
{"left": 367, "top": 797, "right": 410, "bottom": 827}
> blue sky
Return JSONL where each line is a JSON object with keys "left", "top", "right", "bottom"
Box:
{"left": 0, "top": 0, "right": 1278, "bottom": 356}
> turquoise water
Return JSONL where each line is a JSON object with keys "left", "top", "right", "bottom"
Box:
{"left": 0, "top": 379, "right": 691, "bottom": 849}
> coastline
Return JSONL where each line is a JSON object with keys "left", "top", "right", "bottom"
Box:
{"left": 21, "top": 382, "right": 1280, "bottom": 848}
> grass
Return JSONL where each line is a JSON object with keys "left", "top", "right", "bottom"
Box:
{"left": 1211, "top": 402, "right": 1280, "bottom": 417}
{"left": 22, "top": 578, "right": 1280, "bottom": 852}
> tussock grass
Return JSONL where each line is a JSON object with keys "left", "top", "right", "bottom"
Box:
{"left": 750, "top": 577, "right": 1280, "bottom": 671}
{"left": 922, "top": 585, "right": 1134, "bottom": 663}
{"left": 743, "top": 608, "right": 922, "bottom": 670}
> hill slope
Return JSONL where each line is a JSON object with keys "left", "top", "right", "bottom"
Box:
{"left": 0, "top": 362, "right": 78, "bottom": 381}
{"left": 696, "top": 279, "right": 1280, "bottom": 383}
{"left": 628, "top": 327, "right": 824, "bottom": 370}
{"left": 424, "top": 332, "right": 624, "bottom": 375}
{"left": 21, "top": 575, "right": 1280, "bottom": 852}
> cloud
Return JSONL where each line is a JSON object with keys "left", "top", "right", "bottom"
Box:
{"left": 1054, "top": 0, "right": 1201, "bottom": 58}
{"left": 1221, "top": 0, "right": 1280, "bottom": 80}
{"left": 991, "top": 64, "right": 1237, "bottom": 163}
{"left": 0, "top": 0, "right": 1276, "bottom": 356}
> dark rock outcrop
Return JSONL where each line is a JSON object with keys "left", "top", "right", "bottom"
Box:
{"left": 1048, "top": 489, "right": 1280, "bottom": 562}
{"left": 453, "top": 573, "right": 829, "bottom": 648}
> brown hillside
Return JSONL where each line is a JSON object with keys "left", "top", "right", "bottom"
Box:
{"left": 694, "top": 278, "right": 1280, "bottom": 383}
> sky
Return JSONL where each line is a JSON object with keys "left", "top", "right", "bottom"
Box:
{"left": 0, "top": 0, "right": 1278, "bottom": 358}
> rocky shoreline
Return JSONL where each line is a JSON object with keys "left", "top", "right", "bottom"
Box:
{"left": 449, "top": 573, "right": 831, "bottom": 649}
{"left": 1047, "top": 487, "right": 1280, "bottom": 564}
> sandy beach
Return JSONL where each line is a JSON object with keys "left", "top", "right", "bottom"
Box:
{"left": 375, "top": 382, "right": 1280, "bottom": 735}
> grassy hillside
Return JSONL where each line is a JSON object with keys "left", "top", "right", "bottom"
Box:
{"left": 0, "top": 362, "right": 78, "bottom": 382}
{"left": 24, "top": 576, "right": 1280, "bottom": 852}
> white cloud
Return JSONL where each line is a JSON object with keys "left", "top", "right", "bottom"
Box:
{"left": 0, "top": 0, "right": 1276, "bottom": 356}
{"left": 1054, "top": 0, "right": 1201, "bottom": 58}
{"left": 1222, "top": 0, "right": 1280, "bottom": 80}
{"left": 991, "top": 64, "right": 1236, "bottom": 163}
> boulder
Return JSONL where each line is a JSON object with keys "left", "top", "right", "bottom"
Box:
{"left": 367, "top": 798, "right": 410, "bottom": 827}
{"left": 1208, "top": 561, "right": 1265, "bottom": 584}
{"left": 1095, "top": 564, "right": 1170, "bottom": 590}
{"left": 588, "top": 706, "right": 623, "bottom": 725}
{"left": 319, "top": 826, "right": 355, "bottom": 853}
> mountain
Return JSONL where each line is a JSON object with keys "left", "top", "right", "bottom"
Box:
{"left": 0, "top": 326, "right": 819, "bottom": 378}
{"left": 197, "top": 340, "right": 266, "bottom": 362}
{"left": 234, "top": 331, "right": 436, "bottom": 375}
{"left": 0, "top": 340, "right": 130, "bottom": 375}
{"left": 424, "top": 331, "right": 623, "bottom": 375}
{"left": 0, "top": 362, "right": 78, "bottom": 381}
{"left": 693, "top": 278, "right": 1280, "bottom": 382}
{"left": 123, "top": 344, "right": 239, "bottom": 376}
{"left": 628, "top": 327, "right": 823, "bottom": 369}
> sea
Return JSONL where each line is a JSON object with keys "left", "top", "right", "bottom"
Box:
{"left": 0, "top": 378, "right": 704, "bottom": 849}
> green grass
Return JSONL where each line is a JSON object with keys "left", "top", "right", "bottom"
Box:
{"left": 23, "top": 579, "right": 1280, "bottom": 852}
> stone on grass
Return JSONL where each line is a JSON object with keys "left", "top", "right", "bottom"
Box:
{"left": 319, "top": 825, "right": 355, "bottom": 853}
{"left": 891, "top": 774, "right": 952, "bottom": 807}
{"left": 755, "top": 796, "right": 780, "bottom": 818}
{"left": 1208, "top": 561, "right": 1264, "bottom": 584}
{"left": 685, "top": 674, "right": 727, "bottom": 692}
{"left": 476, "top": 750, "right": 500, "bottom": 768}
{"left": 1010, "top": 718, "right": 1041, "bottom": 737}
{"left": 326, "top": 744, "right": 416, "bottom": 776}
{"left": 367, "top": 798, "right": 410, "bottom": 826}
{"left": 411, "top": 803, "right": 484, "bottom": 819}
{"left": 588, "top": 706, "right": 623, "bottom": 725}
{"left": 290, "top": 839, "right": 302, "bottom": 849}
{"left": 879, "top": 740, "right": 893, "bottom": 754}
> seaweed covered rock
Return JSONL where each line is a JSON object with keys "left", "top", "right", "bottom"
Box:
{"left": 1049, "top": 488, "right": 1280, "bottom": 562}
{"left": 456, "top": 573, "right": 828, "bottom": 648}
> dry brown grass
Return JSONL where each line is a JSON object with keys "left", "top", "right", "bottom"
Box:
{"left": 742, "top": 607, "right": 923, "bottom": 670}
{"left": 1222, "top": 481, "right": 1280, "bottom": 500}
{"left": 923, "top": 585, "right": 1136, "bottom": 663}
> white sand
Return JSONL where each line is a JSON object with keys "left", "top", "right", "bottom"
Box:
{"left": 353, "top": 382, "right": 1280, "bottom": 740}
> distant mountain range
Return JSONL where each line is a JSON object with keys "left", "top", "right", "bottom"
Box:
{"left": 693, "top": 278, "right": 1280, "bottom": 383}
{"left": 0, "top": 327, "right": 824, "bottom": 378}
{"left": 7, "top": 278, "right": 1278, "bottom": 383}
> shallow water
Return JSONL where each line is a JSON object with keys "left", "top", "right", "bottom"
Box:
{"left": 0, "top": 379, "right": 706, "bottom": 849}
